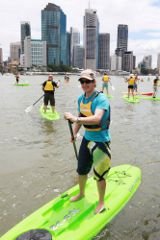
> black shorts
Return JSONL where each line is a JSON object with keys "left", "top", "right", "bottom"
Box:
{"left": 128, "top": 85, "right": 134, "bottom": 89}
{"left": 77, "top": 137, "right": 111, "bottom": 181}
{"left": 44, "top": 92, "right": 55, "bottom": 106}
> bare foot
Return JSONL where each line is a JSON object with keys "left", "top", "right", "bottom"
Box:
{"left": 70, "top": 194, "right": 84, "bottom": 202}
{"left": 95, "top": 203, "right": 106, "bottom": 214}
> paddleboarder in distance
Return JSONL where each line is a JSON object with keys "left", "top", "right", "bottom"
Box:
{"left": 15, "top": 73, "right": 20, "bottom": 84}
{"left": 102, "top": 71, "right": 111, "bottom": 95}
{"left": 42, "top": 75, "right": 59, "bottom": 113}
{"left": 64, "top": 69, "right": 111, "bottom": 214}
{"left": 125, "top": 74, "right": 135, "bottom": 99}
{"left": 153, "top": 75, "right": 159, "bottom": 98}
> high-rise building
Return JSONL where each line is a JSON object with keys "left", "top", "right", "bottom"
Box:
{"left": 0, "top": 48, "right": 3, "bottom": 64}
{"left": 116, "top": 25, "right": 128, "bottom": 70}
{"left": 24, "top": 36, "right": 47, "bottom": 68}
{"left": 98, "top": 33, "right": 110, "bottom": 70}
{"left": 21, "top": 22, "right": 31, "bottom": 54}
{"left": 70, "top": 27, "right": 80, "bottom": 66}
{"left": 83, "top": 8, "right": 99, "bottom": 70}
{"left": 66, "top": 32, "right": 71, "bottom": 66}
{"left": 41, "top": 3, "right": 67, "bottom": 65}
{"left": 110, "top": 54, "right": 122, "bottom": 71}
{"left": 143, "top": 55, "right": 152, "bottom": 69}
{"left": 117, "top": 24, "right": 128, "bottom": 52}
{"left": 123, "top": 51, "right": 133, "bottom": 72}
{"left": 157, "top": 53, "right": 160, "bottom": 74}
{"left": 10, "top": 42, "right": 21, "bottom": 62}
{"left": 73, "top": 45, "right": 84, "bottom": 69}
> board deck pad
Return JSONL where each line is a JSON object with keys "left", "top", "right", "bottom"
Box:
{"left": 1, "top": 164, "right": 141, "bottom": 240}
{"left": 123, "top": 95, "right": 140, "bottom": 103}
{"left": 39, "top": 105, "right": 60, "bottom": 121}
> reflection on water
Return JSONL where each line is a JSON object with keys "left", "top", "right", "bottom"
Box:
{"left": 0, "top": 74, "right": 160, "bottom": 239}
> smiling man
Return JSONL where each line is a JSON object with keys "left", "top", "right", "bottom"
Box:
{"left": 64, "top": 69, "right": 111, "bottom": 214}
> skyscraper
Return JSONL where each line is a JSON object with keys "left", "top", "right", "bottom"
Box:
{"left": 21, "top": 22, "right": 31, "bottom": 54}
{"left": 70, "top": 27, "right": 80, "bottom": 66}
{"left": 10, "top": 42, "right": 21, "bottom": 62}
{"left": 0, "top": 48, "right": 3, "bottom": 64}
{"left": 117, "top": 24, "right": 128, "bottom": 51}
{"left": 83, "top": 8, "right": 99, "bottom": 70}
{"left": 98, "top": 33, "right": 110, "bottom": 70}
{"left": 41, "top": 3, "right": 67, "bottom": 65}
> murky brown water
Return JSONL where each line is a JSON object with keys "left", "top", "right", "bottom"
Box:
{"left": 0, "top": 74, "right": 160, "bottom": 239}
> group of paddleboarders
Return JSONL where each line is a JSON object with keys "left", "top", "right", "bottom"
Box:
{"left": 125, "top": 73, "right": 159, "bottom": 99}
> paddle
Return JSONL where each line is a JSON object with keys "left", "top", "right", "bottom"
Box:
{"left": 25, "top": 94, "right": 44, "bottom": 113}
{"left": 109, "top": 81, "right": 115, "bottom": 91}
{"left": 68, "top": 120, "right": 78, "bottom": 160}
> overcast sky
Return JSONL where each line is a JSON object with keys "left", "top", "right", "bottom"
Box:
{"left": 1, "top": 0, "right": 160, "bottom": 67}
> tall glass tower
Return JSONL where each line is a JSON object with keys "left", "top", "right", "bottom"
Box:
{"left": 41, "top": 3, "right": 67, "bottom": 65}
{"left": 84, "top": 9, "right": 99, "bottom": 70}
{"left": 117, "top": 24, "right": 128, "bottom": 52}
{"left": 98, "top": 33, "right": 110, "bottom": 70}
{"left": 21, "top": 22, "right": 31, "bottom": 54}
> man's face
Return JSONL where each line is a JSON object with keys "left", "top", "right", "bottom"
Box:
{"left": 79, "top": 78, "right": 95, "bottom": 93}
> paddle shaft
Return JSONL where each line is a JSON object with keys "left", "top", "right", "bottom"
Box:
{"left": 68, "top": 120, "right": 78, "bottom": 160}
{"left": 32, "top": 94, "right": 44, "bottom": 106}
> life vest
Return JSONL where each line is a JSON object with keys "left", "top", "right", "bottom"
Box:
{"left": 79, "top": 91, "right": 110, "bottom": 131}
{"left": 44, "top": 80, "right": 54, "bottom": 91}
{"left": 128, "top": 77, "right": 135, "bottom": 85}
{"left": 103, "top": 75, "right": 109, "bottom": 82}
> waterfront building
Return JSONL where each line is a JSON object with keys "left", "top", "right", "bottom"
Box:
{"left": 157, "top": 53, "right": 160, "bottom": 74}
{"left": 70, "top": 27, "right": 80, "bottom": 66}
{"left": 73, "top": 45, "right": 84, "bottom": 69}
{"left": 117, "top": 24, "right": 128, "bottom": 52}
{"left": 10, "top": 42, "right": 21, "bottom": 63}
{"left": 143, "top": 55, "right": 152, "bottom": 69}
{"left": 110, "top": 54, "right": 122, "bottom": 71}
{"left": 21, "top": 21, "right": 31, "bottom": 54}
{"left": 123, "top": 51, "right": 133, "bottom": 72}
{"left": 66, "top": 32, "right": 71, "bottom": 66}
{"left": 83, "top": 8, "right": 99, "bottom": 70}
{"left": 41, "top": 3, "right": 67, "bottom": 65}
{"left": 98, "top": 33, "right": 110, "bottom": 70}
{"left": 0, "top": 48, "right": 3, "bottom": 64}
{"left": 116, "top": 24, "right": 128, "bottom": 70}
{"left": 24, "top": 37, "right": 47, "bottom": 68}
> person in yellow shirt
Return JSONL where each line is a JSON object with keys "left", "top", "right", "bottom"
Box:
{"left": 126, "top": 74, "right": 135, "bottom": 99}
{"left": 102, "top": 72, "right": 111, "bottom": 95}
{"left": 42, "top": 75, "right": 59, "bottom": 113}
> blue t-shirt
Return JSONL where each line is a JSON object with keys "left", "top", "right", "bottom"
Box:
{"left": 78, "top": 91, "right": 111, "bottom": 142}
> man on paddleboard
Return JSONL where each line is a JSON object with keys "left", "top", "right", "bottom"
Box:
{"left": 64, "top": 69, "right": 111, "bottom": 214}
{"left": 42, "top": 75, "right": 59, "bottom": 113}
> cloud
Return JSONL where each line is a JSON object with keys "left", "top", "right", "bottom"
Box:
{"left": 0, "top": 0, "right": 160, "bottom": 67}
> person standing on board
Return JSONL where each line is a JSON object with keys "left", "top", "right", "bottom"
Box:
{"left": 125, "top": 74, "right": 135, "bottom": 99}
{"left": 102, "top": 72, "right": 111, "bottom": 95}
{"left": 133, "top": 74, "right": 140, "bottom": 94}
{"left": 15, "top": 73, "right": 20, "bottom": 84}
{"left": 153, "top": 75, "right": 159, "bottom": 98}
{"left": 64, "top": 69, "right": 111, "bottom": 214}
{"left": 42, "top": 75, "right": 59, "bottom": 113}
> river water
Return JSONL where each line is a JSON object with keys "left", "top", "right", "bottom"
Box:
{"left": 0, "top": 74, "right": 160, "bottom": 239}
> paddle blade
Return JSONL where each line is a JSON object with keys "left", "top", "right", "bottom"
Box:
{"left": 111, "top": 85, "right": 115, "bottom": 91}
{"left": 25, "top": 105, "right": 33, "bottom": 113}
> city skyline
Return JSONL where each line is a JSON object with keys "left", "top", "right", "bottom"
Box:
{"left": 1, "top": 0, "right": 160, "bottom": 67}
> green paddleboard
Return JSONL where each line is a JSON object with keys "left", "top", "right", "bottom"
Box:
{"left": 123, "top": 95, "right": 140, "bottom": 103}
{"left": 39, "top": 105, "right": 60, "bottom": 121}
{"left": 137, "top": 95, "right": 160, "bottom": 101}
{"left": 106, "top": 95, "right": 113, "bottom": 99}
{"left": 1, "top": 164, "right": 141, "bottom": 240}
{"left": 15, "top": 83, "right": 30, "bottom": 86}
